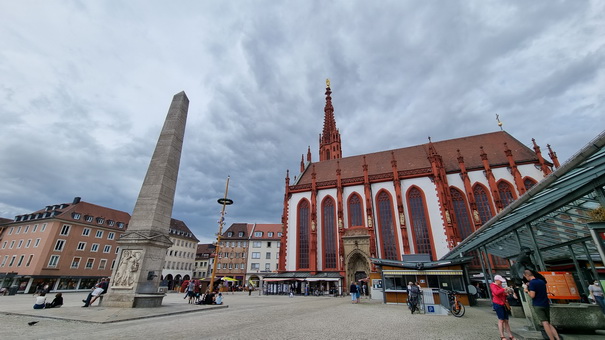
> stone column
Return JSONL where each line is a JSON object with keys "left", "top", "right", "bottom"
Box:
{"left": 102, "top": 91, "right": 189, "bottom": 308}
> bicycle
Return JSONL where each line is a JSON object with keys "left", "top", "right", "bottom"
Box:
{"left": 447, "top": 291, "right": 465, "bottom": 317}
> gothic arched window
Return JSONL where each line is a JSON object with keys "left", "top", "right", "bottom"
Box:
{"left": 377, "top": 191, "right": 398, "bottom": 260}
{"left": 408, "top": 187, "right": 433, "bottom": 259}
{"left": 473, "top": 184, "right": 493, "bottom": 225}
{"left": 322, "top": 197, "right": 337, "bottom": 269}
{"left": 450, "top": 187, "right": 473, "bottom": 240}
{"left": 498, "top": 181, "right": 516, "bottom": 208}
{"left": 348, "top": 193, "right": 364, "bottom": 227}
{"left": 524, "top": 177, "right": 537, "bottom": 191}
{"left": 297, "top": 199, "right": 310, "bottom": 269}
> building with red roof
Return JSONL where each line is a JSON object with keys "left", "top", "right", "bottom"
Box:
{"left": 276, "top": 81, "right": 560, "bottom": 295}
{"left": 0, "top": 197, "right": 130, "bottom": 293}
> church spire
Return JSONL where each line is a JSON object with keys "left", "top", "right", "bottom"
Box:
{"left": 319, "top": 79, "right": 342, "bottom": 161}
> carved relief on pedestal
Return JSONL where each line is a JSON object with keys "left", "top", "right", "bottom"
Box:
{"left": 113, "top": 250, "right": 142, "bottom": 287}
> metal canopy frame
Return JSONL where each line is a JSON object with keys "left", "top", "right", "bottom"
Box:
{"left": 442, "top": 131, "right": 605, "bottom": 266}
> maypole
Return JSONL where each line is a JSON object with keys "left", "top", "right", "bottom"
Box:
{"left": 208, "top": 176, "right": 233, "bottom": 292}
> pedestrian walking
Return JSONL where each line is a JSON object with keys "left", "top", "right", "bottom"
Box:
{"left": 490, "top": 275, "right": 515, "bottom": 340}
{"left": 408, "top": 282, "right": 421, "bottom": 314}
{"left": 523, "top": 270, "right": 561, "bottom": 340}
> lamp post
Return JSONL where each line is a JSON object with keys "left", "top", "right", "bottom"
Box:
{"left": 208, "top": 176, "right": 233, "bottom": 293}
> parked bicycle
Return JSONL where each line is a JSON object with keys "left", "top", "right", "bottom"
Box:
{"left": 446, "top": 290, "right": 465, "bottom": 317}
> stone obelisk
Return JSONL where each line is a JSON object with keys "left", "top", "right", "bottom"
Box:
{"left": 103, "top": 91, "right": 189, "bottom": 308}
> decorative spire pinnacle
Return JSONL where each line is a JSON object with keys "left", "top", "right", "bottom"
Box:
{"left": 307, "top": 146, "right": 312, "bottom": 162}
{"left": 547, "top": 144, "right": 560, "bottom": 168}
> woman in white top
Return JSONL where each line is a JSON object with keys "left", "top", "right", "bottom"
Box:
{"left": 33, "top": 292, "right": 46, "bottom": 309}
{"left": 589, "top": 280, "right": 605, "bottom": 314}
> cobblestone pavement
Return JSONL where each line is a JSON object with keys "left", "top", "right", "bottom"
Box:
{"left": 0, "top": 292, "right": 601, "bottom": 340}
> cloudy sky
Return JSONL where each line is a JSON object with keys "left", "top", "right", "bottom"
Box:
{"left": 1, "top": 1, "right": 604, "bottom": 244}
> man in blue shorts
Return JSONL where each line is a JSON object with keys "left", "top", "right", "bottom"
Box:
{"left": 524, "top": 270, "right": 560, "bottom": 340}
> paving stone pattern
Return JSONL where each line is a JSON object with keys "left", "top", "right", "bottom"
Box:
{"left": 1, "top": 292, "right": 603, "bottom": 339}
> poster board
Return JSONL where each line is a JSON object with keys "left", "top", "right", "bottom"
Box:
{"left": 538, "top": 271, "right": 580, "bottom": 300}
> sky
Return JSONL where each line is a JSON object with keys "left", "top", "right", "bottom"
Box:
{"left": 1, "top": 1, "right": 604, "bottom": 244}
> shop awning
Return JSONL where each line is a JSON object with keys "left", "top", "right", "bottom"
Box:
{"left": 305, "top": 278, "right": 340, "bottom": 281}
{"left": 263, "top": 278, "right": 290, "bottom": 282}
{"left": 383, "top": 270, "right": 463, "bottom": 276}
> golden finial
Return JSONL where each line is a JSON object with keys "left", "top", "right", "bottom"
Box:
{"left": 496, "top": 114, "right": 503, "bottom": 131}
{"left": 326, "top": 78, "right": 330, "bottom": 88}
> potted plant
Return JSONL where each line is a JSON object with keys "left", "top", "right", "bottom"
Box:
{"left": 588, "top": 206, "right": 605, "bottom": 222}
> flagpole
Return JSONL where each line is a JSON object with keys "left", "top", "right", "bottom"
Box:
{"left": 208, "top": 176, "right": 233, "bottom": 293}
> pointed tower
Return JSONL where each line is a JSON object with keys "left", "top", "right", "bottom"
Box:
{"left": 103, "top": 92, "right": 189, "bottom": 308}
{"left": 319, "top": 79, "right": 342, "bottom": 161}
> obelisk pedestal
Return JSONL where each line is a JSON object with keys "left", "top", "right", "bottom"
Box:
{"left": 102, "top": 91, "right": 189, "bottom": 308}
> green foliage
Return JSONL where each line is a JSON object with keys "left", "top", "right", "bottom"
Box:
{"left": 588, "top": 206, "right": 605, "bottom": 222}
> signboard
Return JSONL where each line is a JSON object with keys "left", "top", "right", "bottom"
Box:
{"left": 427, "top": 305, "right": 435, "bottom": 313}
{"left": 538, "top": 271, "right": 580, "bottom": 300}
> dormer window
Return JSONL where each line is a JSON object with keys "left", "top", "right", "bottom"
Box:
{"left": 107, "top": 220, "right": 115, "bottom": 226}
{"left": 268, "top": 232, "right": 274, "bottom": 237}
{"left": 227, "top": 232, "right": 233, "bottom": 237}
{"left": 117, "top": 222, "right": 125, "bottom": 228}
{"left": 85, "top": 215, "right": 93, "bottom": 222}
{"left": 72, "top": 213, "right": 81, "bottom": 220}
{"left": 238, "top": 232, "right": 244, "bottom": 237}
{"left": 254, "top": 231, "right": 263, "bottom": 237}
{"left": 96, "top": 217, "right": 105, "bottom": 224}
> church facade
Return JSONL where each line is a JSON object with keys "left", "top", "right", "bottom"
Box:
{"left": 277, "top": 81, "right": 560, "bottom": 290}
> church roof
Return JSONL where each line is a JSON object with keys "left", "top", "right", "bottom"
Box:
{"left": 295, "top": 131, "right": 539, "bottom": 186}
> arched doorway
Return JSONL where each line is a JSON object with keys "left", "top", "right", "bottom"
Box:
{"left": 165, "top": 274, "right": 174, "bottom": 290}
{"left": 346, "top": 250, "right": 370, "bottom": 288}
{"left": 175, "top": 274, "right": 182, "bottom": 292}
{"left": 249, "top": 275, "right": 260, "bottom": 288}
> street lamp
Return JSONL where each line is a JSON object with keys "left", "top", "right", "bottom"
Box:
{"left": 208, "top": 176, "right": 233, "bottom": 293}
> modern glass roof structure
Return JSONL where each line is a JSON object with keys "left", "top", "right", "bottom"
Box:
{"left": 442, "top": 131, "right": 605, "bottom": 281}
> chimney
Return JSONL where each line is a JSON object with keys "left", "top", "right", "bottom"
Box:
{"left": 73, "top": 197, "right": 81, "bottom": 204}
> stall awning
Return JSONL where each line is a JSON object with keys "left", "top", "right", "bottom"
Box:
{"left": 263, "top": 278, "right": 290, "bottom": 282}
{"left": 383, "top": 270, "right": 463, "bottom": 276}
{"left": 305, "top": 278, "right": 340, "bottom": 282}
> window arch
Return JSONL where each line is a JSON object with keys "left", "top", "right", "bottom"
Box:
{"left": 376, "top": 190, "right": 399, "bottom": 261}
{"left": 297, "top": 199, "right": 310, "bottom": 269}
{"left": 523, "top": 177, "right": 537, "bottom": 191}
{"left": 322, "top": 196, "right": 337, "bottom": 269}
{"left": 407, "top": 187, "right": 434, "bottom": 260}
{"left": 473, "top": 184, "right": 494, "bottom": 225}
{"left": 450, "top": 187, "right": 473, "bottom": 240}
{"left": 347, "top": 193, "right": 364, "bottom": 227}
{"left": 497, "top": 180, "right": 516, "bottom": 208}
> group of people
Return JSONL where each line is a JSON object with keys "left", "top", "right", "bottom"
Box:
{"left": 33, "top": 292, "right": 63, "bottom": 309}
{"left": 349, "top": 282, "right": 363, "bottom": 303}
{"left": 490, "top": 271, "right": 561, "bottom": 340}
{"left": 192, "top": 290, "right": 223, "bottom": 305}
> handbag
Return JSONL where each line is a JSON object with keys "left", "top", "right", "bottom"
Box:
{"left": 504, "top": 301, "right": 511, "bottom": 313}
